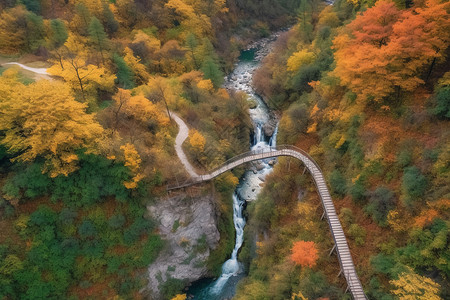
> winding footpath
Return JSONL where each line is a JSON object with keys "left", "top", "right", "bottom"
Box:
{"left": 3, "top": 62, "right": 49, "bottom": 75}
{"left": 171, "top": 112, "right": 200, "bottom": 178}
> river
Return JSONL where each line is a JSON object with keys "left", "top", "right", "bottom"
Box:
{"left": 187, "top": 32, "right": 282, "bottom": 300}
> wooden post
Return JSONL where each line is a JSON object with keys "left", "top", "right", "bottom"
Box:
{"left": 337, "top": 269, "right": 342, "bottom": 278}
{"left": 321, "top": 211, "right": 326, "bottom": 220}
{"left": 329, "top": 244, "right": 336, "bottom": 256}
{"left": 302, "top": 166, "right": 307, "bottom": 175}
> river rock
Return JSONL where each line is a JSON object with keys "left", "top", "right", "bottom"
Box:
{"left": 268, "top": 160, "right": 276, "bottom": 166}
{"left": 147, "top": 194, "right": 220, "bottom": 299}
{"left": 263, "top": 117, "right": 278, "bottom": 137}
{"left": 248, "top": 99, "right": 258, "bottom": 109}
{"left": 255, "top": 163, "right": 265, "bottom": 171}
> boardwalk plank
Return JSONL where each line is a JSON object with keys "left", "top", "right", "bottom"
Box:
{"left": 168, "top": 146, "right": 367, "bottom": 300}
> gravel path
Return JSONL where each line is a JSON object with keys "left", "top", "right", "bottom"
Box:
{"left": 171, "top": 112, "right": 199, "bottom": 178}
{"left": 4, "top": 62, "right": 49, "bottom": 75}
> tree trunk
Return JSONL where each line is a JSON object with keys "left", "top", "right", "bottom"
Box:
{"left": 425, "top": 57, "right": 437, "bottom": 84}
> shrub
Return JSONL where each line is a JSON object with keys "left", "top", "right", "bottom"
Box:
{"left": 3, "top": 163, "right": 51, "bottom": 199}
{"left": 51, "top": 153, "right": 131, "bottom": 206}
{"left": 290, "top": 65, "right": 321, "bottom": 93}
{"left": 329, "top": 169, "right": 347, "bottom": 197}
{"left": 138, "top": 235, "right": 163, "bottom": 266}
{"left": 338, "top": 207, "right": 354, "bottom": 227}
{"left": 401, "top": 166, "right": 427, "bottom": 206}
{"left": 29, "top": 206, "right": 57, "bottom": 227}
{"left": 59, "top": 208, "right": 77, "bottom": 225}
{"left": 365, "top": 186, "right": 396, "bottom": 226}
{"left": 348, "top": 224, "right": 366, "bottom": 246}
{"left": 431, "top": 86, "right": 450, "bottom": 119}
{"left": 78, "top": 220, "right": 97, "bottom": 240}
{"left": 123, "top": 217, "right": 153, "bottom": 245}
{"left": 160, "top": 277, "right": 185, "bottom": 300}
{"left": 108, "top": 214, "right": 126, "bottom": 229}
{"left": 349, "top": 177, "right": 366, "bottom": 203}
{"left": 396, "top": 150, "right": 413, "bottom": 167}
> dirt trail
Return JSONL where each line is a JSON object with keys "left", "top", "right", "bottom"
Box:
{"left": 170, "top": 112, "right": 199, "bottom": 178}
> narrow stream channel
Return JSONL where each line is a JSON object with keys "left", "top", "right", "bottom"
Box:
{"left": 188, "top": 32, "right": 281, "bottom": 299}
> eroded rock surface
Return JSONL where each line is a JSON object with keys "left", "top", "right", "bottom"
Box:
{"left": 147, "top": 194, "right": 220, "bottom": 299}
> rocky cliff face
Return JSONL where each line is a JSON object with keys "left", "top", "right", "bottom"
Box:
{"left": 146, "top": 193, "right": 220, "bottom": 299}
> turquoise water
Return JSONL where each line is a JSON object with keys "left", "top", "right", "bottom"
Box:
{"left": 238, "top": 49, "right": 256, "bottom": 61}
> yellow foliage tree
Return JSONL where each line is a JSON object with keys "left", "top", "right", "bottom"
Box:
{"left": 189, "top": 129, "right": 206, "bottom": 152}
{"left": 165, "top": 0, "right": 213, "bottom": 38}
{"left": 291, "top": 291, "right": 308, "bottom": 300}
{"left": 0, "top": 77, "right": 104, "bottom": 177}
{"left": 112, "top": 89, "right": 169, "bottom": 127}
{"left": 123, "top": 46, "right": 150, "bottom": 85}
{"left": 318, "top": 6, "right": 340, "bottom": 28}
{"left": 47, "top": 34, "right": 115, "bottom": 103}
{"left": 147, "top": 76, "right": 185, "bottom": 115}
{"left": 387, "top": 210, "right": 412, "bottom": 233}
{"left": 390, "top": 268, "right": 441, "bottom": 300}
{"left": 77, "top": 0, "right": 104, "bottom": 15}
{"left": 196, "top": 79, "right": 214, "bottom": 92}
{"left": 287, "top": 49, "right": 316, "bottom": 72}
{"left": 171, "top": 294, "right": 187, "bottom": 300}
{"left": 120, "top": 143, "right": 144, "bottom": 189}
{"left": 0, "top": 6, "right": 27, "bottom": 54}
{"left": 132, "top": 31, "right": 161, "bottom": 54}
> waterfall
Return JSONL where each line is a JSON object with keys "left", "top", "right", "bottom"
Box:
{"left": 269, "top": 125, "right": 279, "bottom": 147}
{"left": 253, "top": 124, "right": 266, "bottom": 145}
{"left": 189, "top": 30, "right": 282, "bottom": 300}
{"left": 209, "top": 193, "right": 246, "bottom": 294}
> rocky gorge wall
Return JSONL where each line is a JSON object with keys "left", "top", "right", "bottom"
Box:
{"left": 146, "top": 193, "right": 221, "bottom": 299}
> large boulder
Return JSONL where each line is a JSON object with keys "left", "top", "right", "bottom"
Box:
{"left": 147, "top": 194, "right": 220, "bottom": 299}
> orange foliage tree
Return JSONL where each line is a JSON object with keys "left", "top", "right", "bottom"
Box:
{"left": 290, "top": 241, "right": 319, "bottom": 268}
{"left": 332, "top": 0, "right": 450, "bottom": 102}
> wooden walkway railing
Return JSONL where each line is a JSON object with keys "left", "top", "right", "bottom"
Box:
{"left": 167, "top": 145, "right": 367, "bottom": 300}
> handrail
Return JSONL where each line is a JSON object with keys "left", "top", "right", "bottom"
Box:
{"left": 166, "top": 145, "right": 367, "bottom": 299}
{"left": 166, "top": 145, "right": 324, "bottom": 190}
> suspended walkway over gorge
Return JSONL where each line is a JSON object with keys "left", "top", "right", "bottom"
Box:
{"left": 168, "top": 145, "right": 367, "bottom": 300}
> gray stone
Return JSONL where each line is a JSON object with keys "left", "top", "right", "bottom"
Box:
{"left": 147, "top": 194, "right": 220, "bottom": 299}
{"left": 255, "top": 163, "right": 265, "bottom": 171}
{"left": 263, "top": 117, "right": 278, "bottom": 137}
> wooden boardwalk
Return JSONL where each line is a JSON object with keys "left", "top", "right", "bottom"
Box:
{"left": 168, "top": 145, "right": 367, "bottom": 300}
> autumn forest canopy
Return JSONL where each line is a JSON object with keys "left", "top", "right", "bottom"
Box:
{"left": 0, "top": 0, "right": 449, "bottom": 299}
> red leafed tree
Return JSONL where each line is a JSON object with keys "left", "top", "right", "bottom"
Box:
{"left": 290, "top": 241, "right": 318, "bottom": 267}
{"left": 348, "top": 0, "right": 400, "bottom": 47}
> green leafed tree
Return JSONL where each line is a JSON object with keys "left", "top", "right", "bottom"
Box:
{"left": 102, "top": 2, "right": 119, "bottom": 35}
{"left": 88, "top": 17, "right": 108, "bottom": 65}
{"left": 48, "top": 19, "right": 68, "bottom": 49}
{"left": 22, "top": 0, "right": 41, "bottom": 14}
{"left": 402, "top": 166, "right": 427, "bottom": 207}
{"left": 201, "top": 58, "right": 223, "bottom": 88}
{"left": 113, "top": 54, "right": 135, "bottom": 89}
